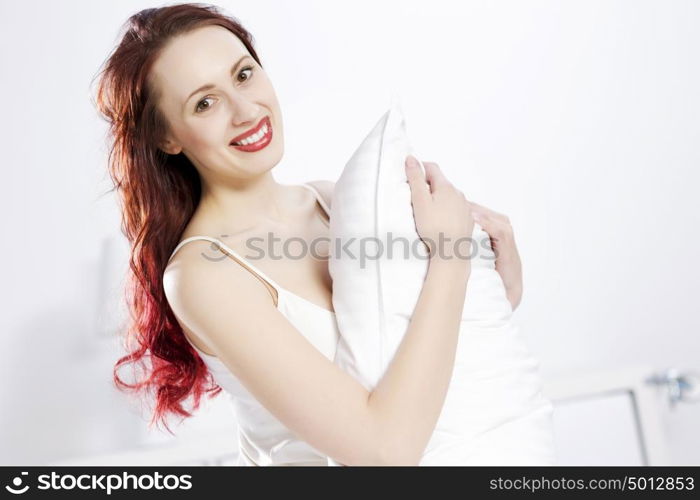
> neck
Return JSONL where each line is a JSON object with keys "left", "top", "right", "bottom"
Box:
{"left": 196, "top": 170, "right": 290, "bottom": 232}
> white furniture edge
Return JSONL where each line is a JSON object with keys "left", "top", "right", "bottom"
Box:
{"left": 543, "top": 363, "right": 670, "bottom": 465}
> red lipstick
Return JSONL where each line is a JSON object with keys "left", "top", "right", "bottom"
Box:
{"left": 230, "top": 117, "right": 273, "bottom": 152}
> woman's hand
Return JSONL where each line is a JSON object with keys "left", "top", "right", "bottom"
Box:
{"left": 469, "top": 202, "right": 523, "bottom": 311}
{"left": 405, "top": 155, "right": 474, "bottom": 265}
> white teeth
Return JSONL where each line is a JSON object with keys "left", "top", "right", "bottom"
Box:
{"left": 234, "top": 124, "right": 269, "bottom": 146}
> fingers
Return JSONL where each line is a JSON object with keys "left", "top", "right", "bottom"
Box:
{"left": 469, "top": 201, "right": 510, "bottom": 224}
{"left": 405, "top": 153, "right": 464, "bottom": 212}
{"left": 422, "top": 161, "right": 448, "bottom": 193}
{"left": 405, "top": 155, "right": 430, "bottom": 205}
{"left": 473, "top": 211, "right": 513, "bottom": 240}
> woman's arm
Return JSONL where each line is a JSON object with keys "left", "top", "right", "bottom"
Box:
{"left": 166, "top": 158, "right": 473, "bottom": 466}
{"left": 165, "top": 247, "right": 469, "bottom": 466}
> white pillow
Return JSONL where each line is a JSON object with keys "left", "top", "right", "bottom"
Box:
{"left": 327, "top": 95, "right": 557, "bottom": 465}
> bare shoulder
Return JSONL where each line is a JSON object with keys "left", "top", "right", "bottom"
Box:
{"left": 163, "top": 240, "right": 278, "bottom": 352}
{"left": 163, "top": 239, "right": 276, "bottom": 311}
{"left": 306, "top": 179, "right": 335, "bottom": 209}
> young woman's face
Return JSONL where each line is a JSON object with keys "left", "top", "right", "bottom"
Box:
{"left": 150, "top": 25, "right": 283, "bottom": 177}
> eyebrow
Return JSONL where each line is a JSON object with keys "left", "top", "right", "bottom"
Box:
{"left": 184, "top": 55, "right": 252, "bottom": 106}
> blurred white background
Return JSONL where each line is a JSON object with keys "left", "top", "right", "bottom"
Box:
{"left": 0, "top": 0, "right": 698, "bottom": 465}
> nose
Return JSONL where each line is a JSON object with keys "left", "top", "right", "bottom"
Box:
{"left": 228, "top": 92, "right": 262, "bottom": 127}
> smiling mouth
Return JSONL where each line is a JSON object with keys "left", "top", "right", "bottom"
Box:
{"left": 230, "top": 117, "right": 270, "bottom": 146}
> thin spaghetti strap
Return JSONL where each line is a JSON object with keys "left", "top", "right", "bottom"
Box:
{"left": 168, "top": 236, "right": 284, "bottom": 305}
{"left": 300, "top": 183, "right": 330, "bottom": 219}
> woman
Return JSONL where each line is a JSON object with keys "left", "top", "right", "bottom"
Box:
{"left": 95, "top": 3, "right": 515, "bottom": 466}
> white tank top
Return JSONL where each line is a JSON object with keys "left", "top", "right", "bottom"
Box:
{"left": 166, "top": 183, "right": 339, "bottom": 466}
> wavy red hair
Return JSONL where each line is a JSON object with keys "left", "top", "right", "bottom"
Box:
{"left": 92, "top": 3, "right": 263, "bottom": 433}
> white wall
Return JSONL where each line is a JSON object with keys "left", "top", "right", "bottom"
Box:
{"left": 1, "top": 0, "right": 698, "bottom": 465}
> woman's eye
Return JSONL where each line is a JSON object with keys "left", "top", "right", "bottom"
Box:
{"left": 195, "top": 97, "right": 214, "bottom": 113}
{"left": 238, "top": 66, "right": 254, "bottom": 82}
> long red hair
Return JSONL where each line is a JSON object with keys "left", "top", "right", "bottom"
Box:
{"left": 92, "top": 3, "right": 263, "bottom": 433}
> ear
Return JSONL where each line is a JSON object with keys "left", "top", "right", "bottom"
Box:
{"left": 158, "top": 137, "right": 182, "bottom": 155}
